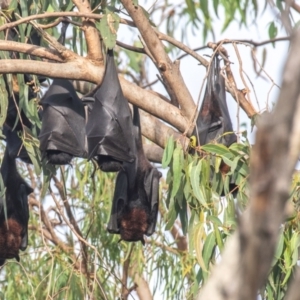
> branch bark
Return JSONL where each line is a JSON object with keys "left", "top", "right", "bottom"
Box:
{"left": 72, "top": 0, "right": 102, "bottom": 62}
{"left": 119, "top": 0, "right": 195, "bottom": 119}
{"left": 143, "top": 144, "right": 163, "bottom": 163}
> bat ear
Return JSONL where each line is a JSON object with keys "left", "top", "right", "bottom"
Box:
{"left": 140, "top": 237, "right": 145, "bottom": 246}
{"left": 20, "top": 233, "right": 28, "bottom": 251}
{"left": 15, "top": 254, "right": 20, "bottom": 262}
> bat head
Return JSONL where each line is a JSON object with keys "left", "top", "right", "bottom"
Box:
{"left": 0, "top": 218, "right": 24, "bottom": 264}
{"left": 119, "top": 207, "right": 150, "bottom": 244}
{"left": 97, "top": 155, "right": 123, "bottom": 172}
{"left": 46, "top": 150, "right": 73, "bottom": 165}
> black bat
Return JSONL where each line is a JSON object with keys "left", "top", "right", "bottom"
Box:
{"left": 2, "top": 125, "right": 31, "bottom": 164}
{"left": 0, "top": 146, "right": 33, "bottom": 266}
{"left": 85, "top": 50, "right": 136, "bottom": 172}
{"left": 107, "top": 106, "right": 161, "bottom": 244}
{"left": 39, "top": 79, "right": 87, "bottom": 165}
{"left": 191, "top": 55, "right": 237, "bottom": 196}
{"left": 3, "top": 81, "right": 37, "bottom": 164}
{"left": 192, "top": 55, "right": 237, "bottom": 147}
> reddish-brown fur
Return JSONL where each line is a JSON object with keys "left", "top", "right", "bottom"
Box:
{"left": 120, "top": 208, "right": 148, "bottom": 241}
{"left": 220, "top": 160, "right": 231, "bottom": 175}
{"left": 0, "top": 219, "right": 22, "bottom": 259}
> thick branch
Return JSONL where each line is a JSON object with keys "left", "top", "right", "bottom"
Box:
{"left": 0, "top": 40, "right": 63, "bottom": 62}
{"left": 139, "top": 109, "right": 188, "bottom": 148}
{"left": 120, "top": 77, "right": 188, "bottom": 132}
{"left": 133, "top": 274, "right": 153, "bottom": 300}
{"left": 0, "top": 59, "right": 189, "bottom": 133}
{"left": 143, "top": 144, "right": 163, "bottom": 163}
{"left": 285, "top": 267, "right": 300, "bottom": 300}
{"left": 73, "top": 81, "right": 186, "bottom": 153}
{"left": 0, "top": 59, "right": 100, "bottom": 82}
{"left": 238, "top": 28, "right": 300, "bottom": 300}
{"left": 120, "top": 0, "right": 195, "bottom": 118}
{"left": 72, "top": 0, "right": 102, "bottom": 61}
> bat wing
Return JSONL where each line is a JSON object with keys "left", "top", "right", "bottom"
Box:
{"left": 194, "top": 56, "right": 239, "bottom": 146}
{"left": 107, "top": 170, "right": 128, "bottom": 233}
{"left": 39, "top": 79, "right": 87, "bottom": 158}
{"left": 0, "top": 148, "right": 32, "bottom": 257}
{"left": 3, "top": 125, "right": 31, "bottom": 163}
{"left": 17, "top": 183, "right": 31, "bottom": 251}
{"left": 194, "top": 62, "right": 222, "bottom": 145}
{"left": 213, "top": 58, "right": 237, "bottom": 147}
{"left": 86, "top": 50, "right": 136, "bottom": 164}
{"left": 144, "top": 168, "right": 161, "bottom": 236}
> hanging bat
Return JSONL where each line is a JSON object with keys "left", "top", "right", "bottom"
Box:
{"left": 39, "top": 79, "right": 87, "bottom": 165}
{"left": 3, "top": 84, "right": 37, "bottom": 164}
{"left": 107, "top": 106, "right": 161, "bottom": 244}
{"left": 0, "top": 146, "right": 33, "bottom": 266}
{"left": 190, "top": 55, "right": 237, "bottom": 196}
{"left": 192, "top": 55, "right": 237, "bottom": 147}
{"left": 2, "top": 125, "right": 31, "bottom": 164}
{"left": 85, "top": 50, "right": 136, "bottom": 172}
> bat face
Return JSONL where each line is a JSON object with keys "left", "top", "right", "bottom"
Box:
{"left": 193, "top": 55, "right": 237, "bottom": 147}
{"left": 0, "top": 147, "right": 33, "bottom": 266}
{"left": 86, "top": 50, "right": 136, "bottom": 172}
{"left": 39, "top": 79, "right": 87, "bottom": 165}
{"left": 107, "top": 107, "right": 161, "bottom": 244}
{"left": 119, "top": 204, "right": 150, "bottom": 243}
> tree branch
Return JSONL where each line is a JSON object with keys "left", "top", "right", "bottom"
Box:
{"left": 72, "top": 0, "right": 102, "bottom": 62}
{"left": 143, "top": 144, "right": 163, "bottom": 163}
{"left": 0, "top": 40, "right": 63, "bottom": 62}
{"left": 119, "top": 0, "right": 195, "bottom": 119}
{"left": 0, "top": 12, "right": 134, "bottom": 32}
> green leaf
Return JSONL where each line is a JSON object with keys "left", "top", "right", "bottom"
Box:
{"left": 194, "top": 223, "right": 208, "bottom": 272}
{"left": 41, "top": 163, "right": 55, "bottom": 199}
{"left": 202, "top": 232, "right": 216, "bottom": 269}
{"left": 162, "top": 137, "right": 175, "bottom": 168}
{"left": 207, "top": 215, "right": 222, "bottom": 227}
{"left": 165, "top": 196, "right": 177, "bottom": 230}
{"left": 97, "top": 10, "right": 120, "bottom": 49}
{"left": 214, "top": 226, "right": 224, "bottom": 251}
{"left": 170, "top": 147, "right": 183, "bottom": 198}
{"left": 0, "top": 76, "right": 8, "bottom": 128}
{"left": 268, "top": 21, "right": 278, "bottom": 40}
{"left": 202, "top": 144, "right": 232, "bottom": 157}
{"left": 200, "top": 0, "right": 209, "bottom": 17}
{"left": 190, "top": 160, "right": 208, "bottom": 208}
{"left": 213, "top": 0, "right": 219, "bottom": 17}
{"left": 8, "top": 0, "right": 18, "bottom": 12}
{"left": 132, "top": 0, "right": 138, "bottom": 8}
